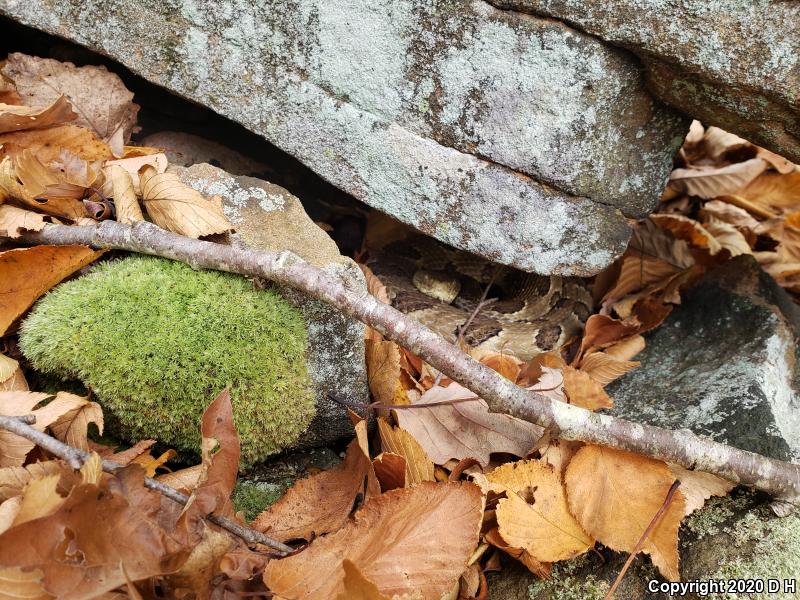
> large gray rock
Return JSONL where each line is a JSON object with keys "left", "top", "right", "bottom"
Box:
{"left": 488, "top": 491, "right": 800, "bottom": 599}
{"left": 0, "top": 1, "right": 689, "bottom": 275}
{"left": 608, "top": 256, "right": 800, "bottom": 462}
{"left": 492, "top": 0, "right": 800, "bottom": 163}
{"left": 174, "top": 163, "right": 368, "bottom": 448}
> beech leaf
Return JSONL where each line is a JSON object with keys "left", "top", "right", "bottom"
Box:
{"left": 377, "top": 418, "right": 434, "bottom": 485}
{"left": 0, "top": 96, "right": 76, "bottom": 134}
{"left": 264, "top": 481, "right": 483, "bottom": 600}
{"left": 564, "top": 445, "right": 686, "bottom": 581}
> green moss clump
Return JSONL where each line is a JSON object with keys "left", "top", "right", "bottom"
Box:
{"left": 232, "top": 482, "right": 285, "bottom": 522}
{"left": 19, "top": 256, "right": 315, "bottom": 467}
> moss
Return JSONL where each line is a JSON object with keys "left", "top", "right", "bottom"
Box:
{"left": 527, "top": 556, "right": 610, "bottom": 600}
{"left": 232, "top": 481, "right": 284, "bottom": 522}
{"left": 20, "top": 256, "right": 315, "bottom": 467}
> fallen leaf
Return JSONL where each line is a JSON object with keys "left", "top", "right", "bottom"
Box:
{"left": 0, "top": 566, "right": 50, "bottom": 600}
{"left": 264, "top": 481, "right": 483, "bottom": 600}
{"left": 104, "top": 154, "right": 168, "bottom": 195}
{"left": 0, "top": 354, "right": 28, "bottom": 392}
{"left": 482, "top": 528, "right": 551, "bottom": 579}
{"left": 372, "top": 452, "right": 407, "bottom": 492}
{"left": 11, "top": 474, "right": 65, "bottom": 527}
{"left": 0, "top": 204, "right": 55, "bottom": 239}
{"left": 0, "top": 466, "right": 189, "bottom": 599}
{"left": 477, "top": 350, "right": 522, "bottom": 382}
{"left": 139, "top": 165, "right": 232, "bottom": 238}
{"left": 603, "top": 335, "right": 646, "bottom": 362}
{"left": 253, "top": 425, "right": 379, "bottom": 542}
{"left": 395, "top": 383, "right": 541, "bottom": 468}
{"left": 738, "top": 170, "right": 800, "bottom": 209}
{"left": 577, "top": 351, "right": 639, "bottom": 387}
{"left": 564, "top": 445, "right": 685, "bottom": 581}
{"left": 0, "top": 392, "right": 60, "bottom": 467}
{"left": 377, "top": 418, "right": 435, "bottom": 485}
{"left": 700, "top": 200, "right": 760, "bottom": 232}
{"left": 156, "top": 464, "right": 204, "bottom": 493}
{"left": 365, "top": 339, "right": 407, "bottom": 406}
{"left": 0, "top": 245, "right": 104, "bottom": 335}
{"left": 47, "top": 393, "right": 104, "bottom": 451}
{"left": 667, "top": 464, "right": 734, "bottom": 516}
{"left": 131, "top": 449, "right": 177, "bottom": 478}
{"left": 668, "top": 158, "right": 766, "bottom": 199}
{"left": 0, "top": 96, "right": 76, "bottom": 134}
{"left": 561, "top": 367, "right": 612, "bottom": 410}
{"left": 0, "top": 496, "right": 22, "bottom": 534}
{"left": 0, "top": 124, "right": 114, "bottom": 163}
{"left": 337, "top": 559, "right": 423, "bottom": 600}
{"left": 0, "top": 461, "right": 76, "bottom": 501}
{"left": 3, "top": 53, "right": 139, "bottom": 142}
{"left": 702, "top": 217, "right": 752, "bottom": 257}
{"left": 487, "top": 460, "right": 593, "bottom": 562}
{"left": 104, "top": 164, "right": 143, "bottom": 224}
{"left": 650, "top": 214, "right": 722, "bottom": 255}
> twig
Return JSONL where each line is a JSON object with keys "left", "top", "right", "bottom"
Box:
{"left": 0, "top": 414, "right": 293, "bottom": 556}
{"left": 14, "top": 221, "right": 800, "bottom": 503}
{"left": 457, "top": 267, "right": 500, "bottom": 345}
{"left": 604, "top": 479, "right": 682, "bottom": 600}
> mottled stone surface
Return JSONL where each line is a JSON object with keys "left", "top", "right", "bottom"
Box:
{"left": 175, "top": 163, "right": 368, "bottom": 448}
{"left": 0, "top": 0, "right": 690, "bottom": 275}
{"left": 493, "top": 0, "right": 800, "bottom": 163}
{"left": 489, "top": 491, "right": 800, "bottom": 599}
{"left": 608, "top": 256, "right": 800, "bottom": 462}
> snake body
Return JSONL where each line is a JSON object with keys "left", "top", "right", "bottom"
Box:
{"left": 368, "top": 235, "right": 593, "bottom": 361}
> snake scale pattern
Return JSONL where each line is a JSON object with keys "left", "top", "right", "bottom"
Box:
{"left": 367, "top": 235, "right": 593, "bottom": 361}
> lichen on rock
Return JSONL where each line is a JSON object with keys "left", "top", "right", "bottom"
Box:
{"left": 19, "top": 255, "right": 316, "bottom": 467}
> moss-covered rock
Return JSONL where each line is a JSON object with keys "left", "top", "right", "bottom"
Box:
{"left": 19, "top": 256, "right": 315, "bottom": 467}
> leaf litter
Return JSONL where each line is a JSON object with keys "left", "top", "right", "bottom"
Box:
{"left": 0, "top": 49, "right": 797, "bottom": 599}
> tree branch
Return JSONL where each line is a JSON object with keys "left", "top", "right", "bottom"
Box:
{"left": 13, "top": 221, "right": 800, "bottom": 503}
{"left": 0, "top": 414, "right": 294, "bottom": 555}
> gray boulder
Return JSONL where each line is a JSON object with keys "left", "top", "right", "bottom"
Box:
{"left": 608, "top": 256, "right": 800, "bottom": 462}
{"left": 0, "top": 2, "right": 690, "bottom": 275}
{"left": 174, "top": 163, "right": 368, "bottom": 448}
{"left": 493, "top": 0, "right": 800, "bottom": 163}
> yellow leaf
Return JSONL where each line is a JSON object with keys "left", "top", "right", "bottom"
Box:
{"left": 0, "top": 566, "right": 51, "bottom": 600}
{"left": 0, "top": 96, "right": 76, "bottom": 134}
{"left": 487, "top": 460, "right": 593, "bottom": 562}
{"left": 139, "top": 165, "right": 232, "bottom": 238}
{"left": 47, "top": 393, "right": 104, "bottom": 451}
{"left": 11, "top": 475, "right": 65, "bottom": 527}
{"left": 0, "top": 124, "right": 114, "bottom": 163}
{"left": 377, "top": 418, "right": 434, "bottom": 485}
{"left": 564, "top": 446, "right": 686, "bottom": 581}
{"left": 0, "top": 355, "right": 28, "bottom": 392}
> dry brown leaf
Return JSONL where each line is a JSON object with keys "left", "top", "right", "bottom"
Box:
{"left": 564, "top": 446, "right": 686, "bottom": 581}
{"left": 0, "top": 461, "right": 75, "bottom": 501}
{"left": 668, "top": 158, "right": 767, "bottom": 199}
{"left": 577, "top": 351, "right": 639, "bottom": 387}
{"left": 264, "top": 481, "right": 483, "bottom": 600}
{"left": 0, "top": 204, "right": 55, "bottom": 239}
{"left": 395, "top": 383, "right": 541, "bottom": 468}
{"left": 155, "top": 464, "right": 204, "bottom": 493}
{"left": 104, "top": 153, "right": 168, "bottom": 195}
{"left": 561, "top": 366, "right": 613, "bottom": 410}
{"left": 0, "top": 96, "right": 76, "bottom": 134}
{"left": 139, "top": 165, "right": 232, "bottom": 238}
{"left": 0, "top": 124, "right": 114, "bottom": 163}
{"left": 11, "top": 474, "right": 66, "bottom": 528}
{"left": 337, "top": 559, "right": 423, "bottom": 600}
{"left": 702, "top": 217, "right": 752, "bottom": 257}
{"left": 47, "top": 393, "right": 104, "bottom": 451}
{"left": 131, "top": 449, "right": 177, "bottom": 478}
{"left": 0, "top": 566, "right": 51, "bottom": 600}
{"left": 0, "top": 245, "right": 104, "bottom": 335}
{"left": 0, "top": 496, "right": 22, "bottom": 535}
{"left": 0, "top": 392, "right": 58, "bottom": 467}
{"left": 538, "top": 439, "right": 583, "bottom": 477}
{"left": 575, "top": 315, "right": 647, "bottom": 365}
{"left": 253, "top": 424, "right": 379, "bottom": 542}
{"left": 3, "top": 53, "right": 139, "bottom": 142}
{"left": 372, "top": 452, "right": 407, "bottom": 492}
{"left": 701, "top": 200, "right": 760, "bottom": 231}
{"left": 476, "top": 350, "right": 522, "bottom": 382}
{"left": 366, "top": 339, "right": 407, "bottom": 405}
{"left": 603, "top": 335, "right": 646, "bottom": 362}
{"left": 738, "top": 170, "right": 800, "bottom": 209}
{"left": 650, "top": 214, "right": 722, "bottom": 255}
{"left": 487, "top": 460, "right": 593, "bottom": 562}
{"left": 482, "top": 528, "right": 551, "bottom": 579}
{"left": 0, "top": 466, "right": 189, "bottom": 599}
{"left": 104, "top": 164, "right": 143, "bottom": 224}
{"left": 0, "top": 354, "right": 28, "bottom": 392}
{"left": 377, "top": 418, "right": 435, "bottom": 485}
{"left": 667, "top": 464, "right": 735, "bottom": 516}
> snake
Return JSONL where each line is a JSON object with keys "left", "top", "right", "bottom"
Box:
{"left": 367, "top": 234, "right": 593, "bottom": 361}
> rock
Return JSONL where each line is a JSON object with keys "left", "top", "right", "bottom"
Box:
{"left": 488, "top": 490, "right": 800, "bottom": 599}
{"left": 173, "top": 163, "right": 369, "bottom": 449}
{"left": 0, "top": 2, "right": 690, "bottom": 275}
{"left": 608, "top": 256, "right": 800, "bottom": 462}
{"left": 492, "top": 0, "right": 800, "bottom": 164}
{"left": 140, "top": 131, "right": 269, "bottom": 177}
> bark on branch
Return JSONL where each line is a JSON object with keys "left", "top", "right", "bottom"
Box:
{"left": 0, "top": 413, "right": 294, "bottom": 555}
{"left": 13, "top": 221, "right": 800, "bottom": 503}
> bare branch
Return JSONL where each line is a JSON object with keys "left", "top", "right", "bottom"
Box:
{"left": 13, "top": 221, "right": 800, "bottom": 503}
{"left": 0, "top": 414, "right": 293, "bottom": 555}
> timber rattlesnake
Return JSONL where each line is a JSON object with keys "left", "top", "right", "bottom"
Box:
{"left": 367, "top": 235, "right": 593, "bottom": 361}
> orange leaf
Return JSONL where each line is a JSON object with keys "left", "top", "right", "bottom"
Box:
{"left": 564, "top": 446, "right": 685, "bottom": 581}
{"left": 0, "top": 96, "right": 76, "bottom": 134}
{"left": 264, "top": 481, "right": 483, "bottom": 600}
{"left": 372, "top": 452, "right": 407, "bottom": 492}
{"left": 377, "top": 418, "right": 434, "bottom": 485}
{"left": 0, "top": 245, "right": 104, "bottom": 335}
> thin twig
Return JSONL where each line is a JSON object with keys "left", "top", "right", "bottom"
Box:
{"left": 0, "top": 414, "right": 293, "bottom": 556}
{"left": 457, "top": 267, "right": 501, "bottom": 345}
{"left": 604, "top": 479, "right": 682, "bottom": 600}
{"left": 14, "top": 221, "right": 800, "bottom": 502}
